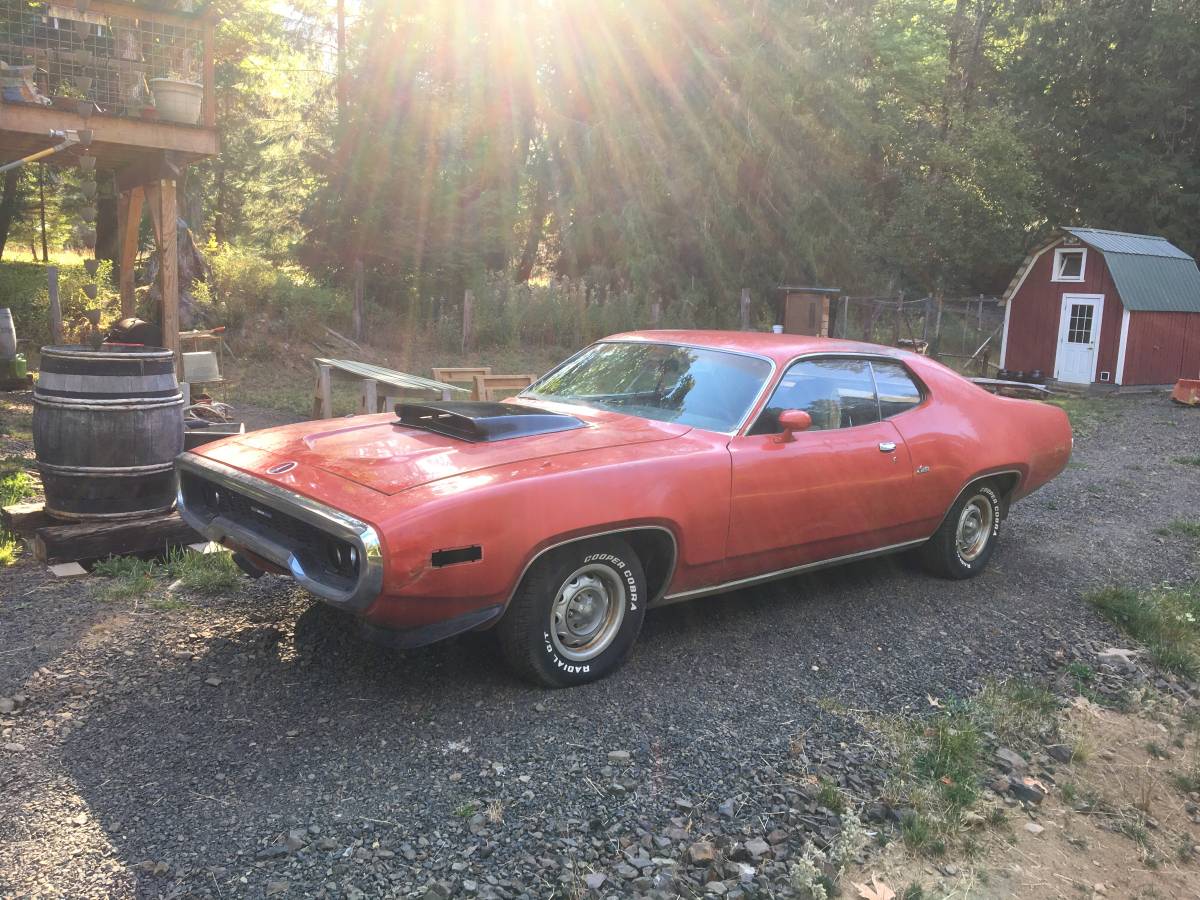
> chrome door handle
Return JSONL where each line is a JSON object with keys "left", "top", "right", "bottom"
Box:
{"left": 879, "top": 441, "right": 896, "bottom": 453}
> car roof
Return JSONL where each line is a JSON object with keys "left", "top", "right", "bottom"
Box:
{"left": 601, "top": 330, "right": 914, "bottom": 366}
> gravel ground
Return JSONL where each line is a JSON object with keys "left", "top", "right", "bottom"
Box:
{"left": 1, "top": 393, "right": 1198, "bottom": 899}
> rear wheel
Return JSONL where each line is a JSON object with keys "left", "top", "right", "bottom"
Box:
{"left": 498, "top": 537, "right": 647, "bottom": 687}
{"left": 919, "top": 483, "right": 1002, "bottom": 579}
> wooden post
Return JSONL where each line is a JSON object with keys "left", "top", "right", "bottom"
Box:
{"left": 155, "top": 179, "right": 179, "bottom": 369}
{"left": 359, "top": 377, "right": 378, "bottom": 415}
{"left": 352, "top": 259, "right": 365, "bottom": 343}
{"left": 840, "top": 295, "right": 849, "bottom": 338}
{"left": 47, "top": 266, "right": 62, "bottom": 344}
{"left": 739, "top": 288, "right": 751, "bottom": 330}
{"left": 312, "top": 364, "right": 333, "bottom": 418}
{"left": 117, "top": 186, "right": 144, "bottom": 317}
{"left": 932, "top": 296, "right": 945, "bottom": 358}
{"left": 461, "top": 289, "right": 473, "bottom": 353}
{"left": 650, "top": 298, "right": 661, "bottom": 328}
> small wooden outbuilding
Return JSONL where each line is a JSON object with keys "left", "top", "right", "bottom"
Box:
{"left": 1000, "top": 228, "right": 1200, "bottom": 387}
{"left": 776, "top": 286, "right": 840, "bottom": 337}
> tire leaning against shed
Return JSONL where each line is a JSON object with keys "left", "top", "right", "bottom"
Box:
{"left": 33, "top": 345, "right": 184, "bottom": 521}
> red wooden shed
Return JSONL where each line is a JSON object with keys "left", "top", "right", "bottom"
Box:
{"left": 999, "top": 228, "right": 1200, "bottom": 387}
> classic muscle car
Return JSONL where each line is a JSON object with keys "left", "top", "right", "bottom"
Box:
{"left": 176, "top": 331, "right": 1072, "bottom": 686}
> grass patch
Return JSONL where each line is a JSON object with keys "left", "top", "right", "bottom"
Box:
{"left": 815, "top": 777, "right": 846, "bottom": 814}
{"left": 1047, "top": 396, "right": 1118, "bottom": 438}
{"left": 1174, "top": 456, "right": 1200, "bottom": 468}
{"left": 1155, "top": 519, "right": 1200, "bottom": 539}
{"left": 880, "top": 679, "right": 1059, "bottom": 857}
{"left": 93, "top": 550, "right": 242, "bottom": 603}
{"left": 1086, "top": 584, "right": 1200, "bottom": 678}
{"left": 0, "top": 462, "right": 37, "bottom": 567}
{"left": 164, "top": 548, "right": 241, "bottom": 596}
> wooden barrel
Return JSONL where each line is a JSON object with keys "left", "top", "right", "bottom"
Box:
{"left": 0, "top": 308, "right": 16, "bottom": 359}
{"left": 33, "top": 345, "right": 184, "bottom": 521}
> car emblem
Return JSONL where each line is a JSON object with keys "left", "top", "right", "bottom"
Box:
{"left": 266, "top": 461, "right": 297, "bottom": 475}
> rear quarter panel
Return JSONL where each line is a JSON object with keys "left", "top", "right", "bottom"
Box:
{"left": 891, "top": 357, "right": 1072, "bottom": 531}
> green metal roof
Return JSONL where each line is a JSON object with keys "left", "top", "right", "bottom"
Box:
{"left": 1064, "top": 227, "right": 1200, "bottom": 313}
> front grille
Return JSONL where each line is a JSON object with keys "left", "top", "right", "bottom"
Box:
{"left": 180, "top": 471, "right": 360, "bottom": 589}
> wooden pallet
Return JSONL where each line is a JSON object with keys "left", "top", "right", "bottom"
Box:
{"left": 2, "top": 502, "right": 202, "bottom": 566}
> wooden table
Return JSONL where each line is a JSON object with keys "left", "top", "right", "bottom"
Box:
{"left": 312, "top": 358, "right": 471, "bottom": 418}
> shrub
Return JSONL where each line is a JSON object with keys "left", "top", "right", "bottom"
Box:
{"left": 0, "top": 259, "right": 119, "bottom": 350}
{"left": 205, "top": 241, "right": 346, "bottom": 339}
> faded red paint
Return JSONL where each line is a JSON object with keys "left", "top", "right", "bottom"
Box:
{"left": 1124, "top": 311, "right": 1200, "bottom": 384}
{"left": 1003, "top": 237, "right": 1200, "bottom": 385}
{"left": 181, "top": 331, "right": 1072, "bottom": 641}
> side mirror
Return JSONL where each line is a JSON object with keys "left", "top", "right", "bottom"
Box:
{"left": 775, "top": 409, "right": 812, "bottom": 443}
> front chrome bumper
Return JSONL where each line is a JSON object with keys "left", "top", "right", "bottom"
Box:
{"left": 176, "top": 453, "right": 384, "bottom": 612}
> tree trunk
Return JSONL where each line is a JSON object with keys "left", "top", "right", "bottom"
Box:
{"left": 0, "top": 171, "right": 22, "bottom": 260}
{"left": 515, "top": 174, "right": 547, "bottom": 283}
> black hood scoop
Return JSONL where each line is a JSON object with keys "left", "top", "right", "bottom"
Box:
{"left": 394, "top": 401, "right": 586, "bottom": 443}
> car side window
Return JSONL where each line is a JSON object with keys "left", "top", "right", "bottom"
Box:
{"left": 871, "top": 360, "right": 923, "bottom": 419}
{"left": 749, "top": 358, "right": 880, "bottom": 434}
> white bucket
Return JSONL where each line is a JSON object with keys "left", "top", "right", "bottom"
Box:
{"left": 0, "top": 308, "right": 16, "bottom": 359}
{"left": 182, "top": 351, "right": 220, "bottom": 382}
{"left": 149, "top": 78, "right": 204, "bottom": 125}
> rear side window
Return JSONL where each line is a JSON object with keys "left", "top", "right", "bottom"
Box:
{"left": 871, "top": 360, "right": 923, "bottom": 419}
{"left": 749, "top": 358, "right": 879, "bottom": 433}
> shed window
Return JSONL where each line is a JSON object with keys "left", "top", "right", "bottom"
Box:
{"left": 1052, "top": 248, "right": 1086, "bottom": 282}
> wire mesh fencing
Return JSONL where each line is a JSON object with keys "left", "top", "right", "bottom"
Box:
{"left": 829, "top": 295, "right": 1006, "bottom": 376}
{"left": 0, "top": 0, "right": 206, "bottom": 117}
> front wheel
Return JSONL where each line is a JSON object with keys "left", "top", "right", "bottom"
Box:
{"left": 498, "top": 537, "right": 647, "bottom": 687}
{"left": 919, "top": 483, "right": 1002, "bottom": 579}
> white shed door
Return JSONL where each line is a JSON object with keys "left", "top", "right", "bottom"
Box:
{"left": 1054, "top": 293, "right": 1105, "bottom": 384}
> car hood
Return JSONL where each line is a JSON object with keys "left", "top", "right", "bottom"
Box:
{"left": 203, "top": 402, "right": 691, "bottom": 496}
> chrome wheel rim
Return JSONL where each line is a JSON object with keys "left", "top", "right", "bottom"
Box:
{"left": 550, "top": 564, "right": 626, "bottom": 662}
{"left": 956, "top": 493, "right": 994, "bottom": 562}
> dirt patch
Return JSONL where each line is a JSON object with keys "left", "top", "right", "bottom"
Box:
{"left": 847, "top": 695, "right": 1200, "bottom": 899}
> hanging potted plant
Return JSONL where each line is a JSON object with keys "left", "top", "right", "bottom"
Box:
{"left": 149, "top": 48, "right": 202, "bottom": 124}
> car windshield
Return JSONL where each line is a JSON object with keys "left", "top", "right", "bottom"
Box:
{"left": 525, "top": 341, "right": 773, "bottom": 432}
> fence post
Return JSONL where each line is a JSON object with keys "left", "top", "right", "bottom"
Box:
{"left": 931, "top": 296, "right": 944, "bottom": 358}
{"left": 47, "top": 266, "right": 62, "bottom": 344}
{"left": 840, "top": 295, "right": 849, "bottom": 338}
{"left": 352, "top": 259, "right": 365, "bottom": 343}
{"left": 739, "top": 288, "right": 751, "bottom": 330}
{"left": 651, "top": 298, "right": 661, "bottom": 328}
{"left": 461, "top": 289, "right": 473, "bottom": 353}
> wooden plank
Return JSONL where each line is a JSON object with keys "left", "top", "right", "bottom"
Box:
{"left": 33, "top": 512, "right": 201, "bottom": 566}
{"left": 0, "top": 103, "right": 218, "bottom": 164}
{"left": 117, "top": 185, "right": 144, "bottom": 317}
{"left": 1, "top": 502, "right": 53, "bottom": 535}
{"left": 312, "top": 358, "right": 470, "bottom": 395}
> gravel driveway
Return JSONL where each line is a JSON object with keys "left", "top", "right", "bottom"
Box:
{"left": 1, "top": 394, "right": 1197, "bottom": 899}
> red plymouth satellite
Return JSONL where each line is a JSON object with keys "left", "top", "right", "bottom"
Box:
{"left": 177, "top": 331, "right": 1072, "bottom": 686}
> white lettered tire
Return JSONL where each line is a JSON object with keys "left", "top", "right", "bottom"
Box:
{"left": 498, "top": 537, "right": 647, "bottom": 687}
{"left": 919, "top": 482, "right": 1002, "bottom": 579}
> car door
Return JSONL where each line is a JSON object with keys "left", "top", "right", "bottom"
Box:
{"left": 723, "top": 356, "right": 921, "bottom": 581}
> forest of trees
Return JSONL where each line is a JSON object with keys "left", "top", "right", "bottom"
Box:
{"left": 3, "top": 0, "right": 1200, "bottom": 322}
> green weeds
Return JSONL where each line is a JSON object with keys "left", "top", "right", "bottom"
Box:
{"left": 1086, "top": 584, "right": 1200, "bottom": 678}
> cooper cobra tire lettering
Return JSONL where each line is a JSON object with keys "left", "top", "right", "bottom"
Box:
{"left": 500, "top": 536, "right": 648, "bottom": 687}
